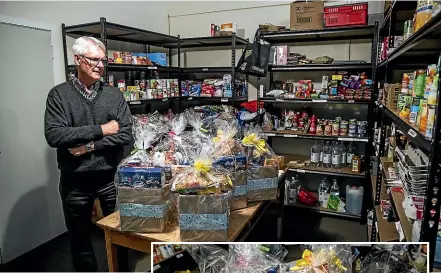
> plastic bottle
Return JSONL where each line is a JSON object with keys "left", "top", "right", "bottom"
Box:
{"left": 311, "top": 140, "right": 321, "bottom": 167}
{"left": 331, "top": 141, "right": 342, "bottom": 169}
{"left": 340, "top": 142, "right": 347, "bottom": 168}
{"left": 346, "top": 185, "right": 364, "bottom": 215}
{"left": 319, "top": 140, "right": 324, "bottom": 167}
{"left": 323, "top": 141, "right": 332, "bottom": 168}
{"left": 318, "top": 178, "right": 329, "bottom": 206}
{"left": 288, "top": 176, "right": 299, "bottom": 203}
{"left": 346, "top": 142, "right": 356, "bottom": 167}
{"left": 330, "top": 178, "right": 340, "bottom": 197}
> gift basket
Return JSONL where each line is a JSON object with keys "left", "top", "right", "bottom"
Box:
{"left": 115, "top": 114, "right": 172, "bottom": 232}
{"left": 280, "top": 244, "right": 352, "bottom": 273}
{"left": 171, "top": 142, "right": 233, "bottom": 242}
{"left": 226, "top": 244, "right": 282, "bottom": 273}
{"left": 242, "top": 124, "right": 279, "bottom": 202}
{"left": 212, "top": 119, "right": 248, "bottom": 211}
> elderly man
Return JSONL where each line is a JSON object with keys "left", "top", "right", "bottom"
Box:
{"left": 44, "top": 36, "right": 133, "bottom": 271}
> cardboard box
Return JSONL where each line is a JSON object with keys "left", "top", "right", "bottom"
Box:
{"left": 290, "top": 1, "right": 324, "bottom": 31}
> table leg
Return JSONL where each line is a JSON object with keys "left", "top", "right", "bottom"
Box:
{"left": 104, "top": 229, "right": 119, "bottom": 272}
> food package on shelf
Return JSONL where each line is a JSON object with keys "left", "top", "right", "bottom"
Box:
{"left": 171, "top": 142, "right": 233, "bottom": 241}
{"left": 115, "top": 150, "right": 174, "bottom": 233}
{"left": 226, "top": 244, "right": 281, "bottom": 273}
{"left": 281, "top": 244, "right": 352, "bottom": 273}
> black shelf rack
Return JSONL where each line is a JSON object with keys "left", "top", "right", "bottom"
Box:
{"left": 62, "top": 17, "right": 249, "bottom": 111}
{"left": 373, "top": 3, "right": 441, "bottom": 271}
{"left": 260, "top": 24, "right": 379, "bottom": 241}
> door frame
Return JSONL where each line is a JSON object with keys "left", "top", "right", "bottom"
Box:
{"left": 0, "top": 15, "right": 62, "bottom": 86}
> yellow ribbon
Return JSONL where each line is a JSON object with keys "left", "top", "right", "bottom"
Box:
{"left": 242, "top": 133, "right": 267, "bottom": 156}
{"left": 213, "top": 129, "right": 235, "bottom": 143}
{"left": 290, "top": 249, "right": 347, "bottom": 272}
{"left": 194, "top": 159, "right": 212, "bottom": 174}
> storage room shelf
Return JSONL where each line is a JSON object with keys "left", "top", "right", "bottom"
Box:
{"left": 64, "top": 20, "right": 178, "bottom": 47}
{"left": 269, "top": 63, "right": 372, "bottom": 72}
{"left": 286, "top": 202, "right": 361, "bottom": 221}
{"left": 154, "top": 250, "right": 186, "bottom": 266}
{"left": 261, "top": 97, "right": 371, "bottom": 104}
{"left": 262, "top": 25, "right": 375, "bottom": 44}
{"left": 181, "top": 67, "right": 236, "bottom": 73}
{"left": 371, "top": 175, "right": 377, "bottom": 201}
{"left": 164, "top": 36, "right": 248, "bottom": 49}
{"left": 67, "top": 64, "right": 180, "bottom": 72}
{"left": 377, "top": 12, "right": 441, "bottom": 68}
{"left": 379, "top": 104, "right": 431, "bottom": 154}
{"left": 264, "top": 130, "right": 369, "bottom": 142}
{"left": 127, "top": 97, "right": 180, "bottom": 105}
{"left": 375, "top": 206, "right": 400, "bottom": 242}
{"left": 380, "top": 1, "right": 416, "bottom": 33}
{"left": 182, "top": 96, "right": 247, "bottom": 103}
{"left": 390, "top": 190, "right": 413, "bottom": 241}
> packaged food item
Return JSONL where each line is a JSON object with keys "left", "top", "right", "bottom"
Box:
{"left": 108, "top": 74, "right": 114, "bottom": 87}
{"left": 117, "top": 79, "right": 126, "bottom": 92}
{"left": 413, "top": 69, "right": 426, "bottom": 97}
{"left": 404, "top": 20, "right": 414, "bottom": 40}
{"left": 410, "top": 104, "right": 420, "bottom": 125}
{"left": 124, "top": 52, "right": 132, "bottom": 64}
{"left": 414, "top": 0, "right": 433, "bottom": 33}
{"left": 401, "top": 72, "right": 414, "bottom": 94}
{"left": 426, "top": 64, "right": 439, "bottom": 105}
{"left": 223, "top": 74, "right": 233, "bottom": 97}
{"left": 113, "top": 51, "right": 124, "bottom": 64}
{"left": 426, "top": 105, "right": 436, "bottom": 139}
{"left": 419, "top": 101, "right": 429, "bottom": 133}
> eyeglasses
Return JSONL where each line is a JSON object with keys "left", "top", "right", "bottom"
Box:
{"left": 80, "top": 55, "right": 108, "bottom": 67}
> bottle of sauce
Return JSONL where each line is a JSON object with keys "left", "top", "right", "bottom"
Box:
{"left": 351, "top": 154, "right": 361, "bottom": 173}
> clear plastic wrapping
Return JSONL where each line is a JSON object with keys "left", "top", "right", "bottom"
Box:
{"left": 188, "top": 245, "right": 229, "bottom": 273}
{"left": 281, "top": 244, "right": 352, "bottom": 273}
{"left": 242, "top": 124, "right": 276, "bottom": 167}
{"left": 132, "top": 113, "right": 169, "bottom": 150}
{"left": 359, "top": 245, "right": 413, "bottom": 273}
{"left": 226, "top": 244, "right": 281, "bottom": 273}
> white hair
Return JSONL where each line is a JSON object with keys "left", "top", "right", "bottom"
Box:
{"left": 72, "top": 36, "right": 106, "bottom": 55}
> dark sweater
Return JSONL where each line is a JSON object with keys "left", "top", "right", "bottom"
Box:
{"left": 44, "top": 81, "right": 134, "bottom": 173}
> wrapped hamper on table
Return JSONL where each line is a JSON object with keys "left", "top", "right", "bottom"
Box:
{"left": 226, "top": 244, "right": 282, "bottom": 273}
{"left": 171, "top": 143, "right": 233, "bottom": 242}
{"left": 212, "top": 119, "right": 248, "bottom": 211}
{"left": 116, "top": 115, "right": 172, "bottom": 232}
{"left": 242, "top": 125, "right": 279, "bottom": 202}
{"left": 280, "top": 244, "right": 352, "bottom": 273}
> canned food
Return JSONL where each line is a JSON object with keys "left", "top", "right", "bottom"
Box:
{"left": 332, "top": 122, "right": 340, "bottom": 136}
{"left": 335, "top": 117, "right": 342, "bottom": 123}
{"left": 325, "top": 124, "right": 332, "bottom": 136}
{"left": 349, "top": 119, "right": 357, "bottom": 125}
{"left": 404, "top": 20, "right": 413, "bottom": 40}
{"left": 426, "top": 105, "right": 435, "bottom": 139}
{"left": 341, "top": 121, "right": 348, "bottom": 128}
{"left": 340, "top": 127, "right": 348, "bottom": 136}
{"left": 357, "top": 121, "right": 367, "bottom": 138}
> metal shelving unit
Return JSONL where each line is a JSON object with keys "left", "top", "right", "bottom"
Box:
{"left": 373, "top": 3, "right": 441, "bottom": 270}
{"left": 62, "top": 17, "right": 249, "bottom": 111}
{"left": 261, "top": 24, "right": 379, "bottom": 242}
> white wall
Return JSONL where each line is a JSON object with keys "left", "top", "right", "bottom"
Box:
{"left": 166, "top": 1, "right": 384, "bottom": 100}
{"left": 0, "top": 1, "right": 168, "bottom": 263}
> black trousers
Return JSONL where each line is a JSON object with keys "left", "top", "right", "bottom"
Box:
{"left": 59, "top": 170, "right": 127, "bottom": 272}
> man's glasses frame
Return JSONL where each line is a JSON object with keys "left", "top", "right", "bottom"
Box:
{"left": 79, "top": 55, "right": 108, "bottom": 67}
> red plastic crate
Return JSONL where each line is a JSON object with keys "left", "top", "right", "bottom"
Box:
{"left": 324, "top": 3, "right": 368, "bottom": 27}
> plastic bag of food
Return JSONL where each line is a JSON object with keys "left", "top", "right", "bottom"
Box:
{"left": 132, "top": 113, "right": 169, "bottom": 150}
{"left": 226, "top": 244, "right": 281, "bottom": 273}
{"left": 314, "top": 56, "right": 334, "bottom": 64}
{"left": 282, "top": 244, "right": 352, "bottom": 273}
{"left": 188, "top": 245, "right": 229, "bottom": 273}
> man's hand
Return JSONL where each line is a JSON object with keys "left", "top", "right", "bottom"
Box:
{"left": 69, "top": 145, "right": 87, "bottom": 156}
{"left": 101, "top": 120, "right": 119, "bottom": 136}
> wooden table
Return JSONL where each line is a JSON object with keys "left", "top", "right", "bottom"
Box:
{"left": 97, "top": 202, "right": 266, "bottom": 272}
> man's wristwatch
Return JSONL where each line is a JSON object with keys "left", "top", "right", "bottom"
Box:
{"left": 85, "top": 142, "right": 95, "bottom": 152}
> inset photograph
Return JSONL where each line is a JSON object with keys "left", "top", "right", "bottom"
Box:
{"left": 152, "top": 243, "right": 428, "bottom": 273}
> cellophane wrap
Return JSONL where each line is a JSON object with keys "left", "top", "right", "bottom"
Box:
{"left": 226, "top": 244, "right": 281, "bottom": 273}
{"left": 242, "top": 124, "right": 276, "bottom": 167}
{"left": 188, "top": 244, "right": 229, "bottom": 273}
{"left": 212, "top": 119, "right": 248, "bottom": 210}
{"left": 132, "top": 112, "right": 169, "bottom": 150}
{"left": 359, "top": 245, "right": 413, "bottom": 273}
{"left": 115, "top": 149, "right": 173, "bottom": 232}
{"left": 260, "top": 244, "right": 288, "bottom": 262}
{"left": 150, "top": 113, "right": 193, "bottom": 181}
{"left": 280, "top": 244, "right": 352, "bottom": 273}
{"left": 171, "top": 141, "right": 233, "bottom": 241}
